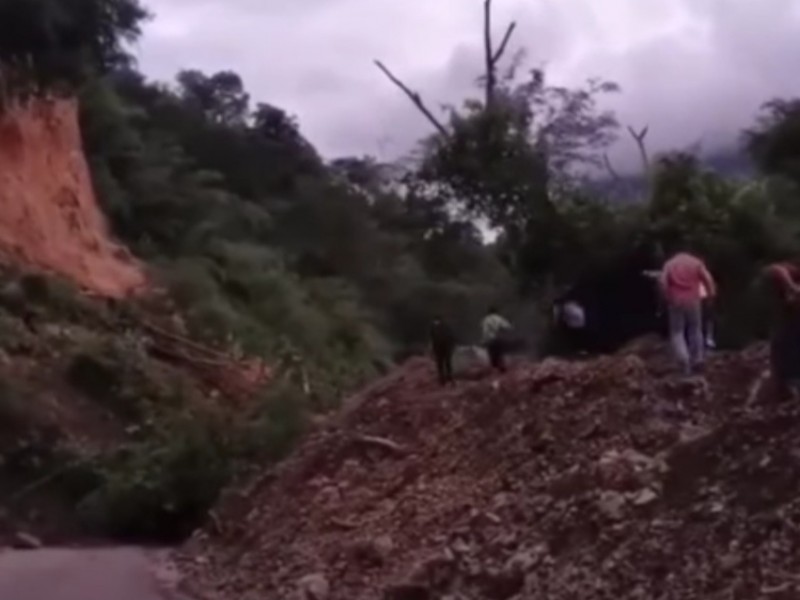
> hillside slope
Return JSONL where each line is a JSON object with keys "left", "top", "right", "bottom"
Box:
{"left": 176, "top": 343, "right": 800, "bottom": 600}
{"left": 0, "top": 269, "right": 271, "bottom": 544}
{"left": 0, "top": 99, "right": 145, "bottom": 298}
{"left": 0, "top": 96, "right": 282, "bottom": 545}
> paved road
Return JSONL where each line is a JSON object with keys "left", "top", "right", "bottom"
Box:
{"left": 0, "top": 547, "right": 187, "bottom": 600}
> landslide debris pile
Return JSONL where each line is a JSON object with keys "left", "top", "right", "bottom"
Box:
{"left": 179, "top": 345, "right": 800, "bottom": 600}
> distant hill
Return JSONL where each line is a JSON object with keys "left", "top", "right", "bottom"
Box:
{"left": 702, "top": 146, "right": 755, "bottom": 179}
{"left": 590, "top": 145, "right": 755, "bottom": 203}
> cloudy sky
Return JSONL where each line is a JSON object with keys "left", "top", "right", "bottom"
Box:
{"left": 136, "top": 0, "right": 800, "bottom": 171}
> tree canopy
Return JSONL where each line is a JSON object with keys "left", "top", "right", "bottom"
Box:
{"left": 3, "top": 0, "right": 800, "bottom": 367}
{"left": 0, "top": 0, "right": 148, "bottom": 96}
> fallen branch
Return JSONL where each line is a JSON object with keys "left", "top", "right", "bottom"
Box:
{"left": 329, "top": 517, "right": 360, "bottom": 530}
{"left": 149, "top": 344, "right": 233, "bottom": 368}
{"left": 353, "top": 434, "right": 407, "bottom": 456}
{"left": 9, "top": 455, "right": 96, "bottom": 504}
{"left": 374, "top": 60, "right": 447, "bottom": 136}
{"left": 207, "top": 509, "right": 223, "bottom": 536}
{"left": 142, "top": 320, "right": 230, "bottom": 361}
{"left": 762, "top": 583, "right": 794, "bottom": 595}
{"left": 746, "top": 369, "right": 770, "bottom": 406}
{"left": 765, "top": 568, "right": 800, "bottom": 583}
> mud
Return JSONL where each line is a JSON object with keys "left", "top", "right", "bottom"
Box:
{"left": 0, "top": 98, "right": 146, "bottom": 297}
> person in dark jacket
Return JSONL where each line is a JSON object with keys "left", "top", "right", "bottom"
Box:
{"left": 764, "top": 260, "right": 800, "bottom": 399}
{"left": 430, "top": 316, "right": 456, "bottom": 385}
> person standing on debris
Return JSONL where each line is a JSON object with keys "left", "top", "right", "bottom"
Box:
{"left": 763, "top": 260, "right": 800, "bottom": 398}
{"left": 552, "top": 296, "right": 588, "bottom": 356}
{"left": 659, "top": 249, "right": 716, "bottom": 375}
{"left": 646, "top": 268, "right": 715, "bottom": 349}
{"left": 430, "top": 315, "right": 456, "bottom": 386}
{"left": 482, "top": 306, "right": 512, "bottom": 373}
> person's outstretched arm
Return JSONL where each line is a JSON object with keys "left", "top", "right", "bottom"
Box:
{"left": 658, "top": 268, "right": 670, "bottom": 298}
{"left": 765, "top": 263, "right": 800, "bottom": 300}
{"left": 699, "top": 264, "right": 717, "bottom": 299}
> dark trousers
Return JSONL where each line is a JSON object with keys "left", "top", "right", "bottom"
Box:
{"left": 770, "top": 320, "right": 800, "bottom": 390}
{"left": 486, "top": 339, "right": 507, "bottom": 372}
{"left": 433, "top": 345, "right": 454, "bottom": 385}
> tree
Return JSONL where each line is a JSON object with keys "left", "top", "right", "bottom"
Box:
{"left": 252, "top": 103, "right": 300, "bottom": 143}
{"left": 0, "top": 0, "right": 148, "bottom": 96}
{"left": 375, "top": 0, "right": 618, "bottom": 290}
{"left": 745, "top": 98, "right": 800, "bottom": 185}
{"left": 176, "top": 70, "right": 250, "bottom": 126}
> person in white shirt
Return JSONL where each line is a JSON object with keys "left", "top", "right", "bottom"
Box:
{"left": 481, "top": 306, "right": 512, "bottom": 372}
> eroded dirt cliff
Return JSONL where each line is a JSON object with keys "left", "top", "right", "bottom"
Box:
{"left": 0, "top": 98, "right": 145, "bottom": 298}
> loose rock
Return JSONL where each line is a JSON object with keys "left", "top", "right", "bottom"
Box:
{"left": 178, "top": 345, "right": 792, "bottom": 600}
{"left": 297, "top": 573, "right": 330, "bottom": 600}
{"left": 13, "top": 532, "right": 43, "bottom": 550}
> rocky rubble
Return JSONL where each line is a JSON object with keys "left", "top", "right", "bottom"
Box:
{"left": 177, "top": 342, "right": 800, "bottom": 599}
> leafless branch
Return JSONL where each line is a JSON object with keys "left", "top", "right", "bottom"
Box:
{"left": 374, "top": 60, "right": 447, "bottom": 136}
{"left": 484, "top": 0, "right": 494, "bottom": 107}
{"left": 627, "top": 125, "right": 651, "bottom": 179}
{"left": 492, "top": 22, "right": 517, "bottom": 64}
{"left": 602, "top": 153, "right": 621, "bottom": 183}
{"left": 378, "top": 1, "right": 515, "bottom": 131}
{"left": 353, "top": 433, "right": 407, "bottom": 456}
{"left": 484, "top": 0, "right": 516, "bottom": 107}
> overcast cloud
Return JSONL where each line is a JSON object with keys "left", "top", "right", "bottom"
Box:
{"left": 135, "top": 0, "right": 800, "bottom": 170}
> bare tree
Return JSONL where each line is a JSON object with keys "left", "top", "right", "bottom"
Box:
{"left": 483, "top": 0, "right": 516, "bottom": 108}
{"left": 601, "top": 124, "right": 652, "bottom": 201}
{"left": 375, "top": 0, "right": 516, "bottom": 135}
{"left": 627, "top": 125, "right": 650, "bottom": 178}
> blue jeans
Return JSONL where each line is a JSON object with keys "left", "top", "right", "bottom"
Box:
{"left": 668, "top": 301, "right": 704, "bottom": 374}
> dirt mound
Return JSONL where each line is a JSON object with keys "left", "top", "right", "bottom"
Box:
{"left": 0, "top": 98, "right": 146, "bottom": 298}
{"left": 177, "top": 344, "right": 800, "bottom": 599}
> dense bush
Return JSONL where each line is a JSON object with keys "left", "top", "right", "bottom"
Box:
{"left": 77, "top": 411, "right": 233, "bottom": 540}
{"left": 77, "top": 381, "right": 309, "bottom": 541}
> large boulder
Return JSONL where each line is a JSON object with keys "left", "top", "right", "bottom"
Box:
{"left": 452, "top": 345, "right": 489, "bottom": 375}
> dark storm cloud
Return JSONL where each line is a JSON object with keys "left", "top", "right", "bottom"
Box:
{"left": 137, "top": 0, "right": 800, "bottom": 169}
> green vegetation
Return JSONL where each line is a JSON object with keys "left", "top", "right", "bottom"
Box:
{"left": 0, "top": 272, "right": 314, "bottom": 541}
{"left": 1, "top": 0, "right": 800, "bottom": 541}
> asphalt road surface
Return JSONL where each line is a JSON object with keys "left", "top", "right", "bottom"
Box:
{"left": 0, "top": 547, "right": 187, "bottom": 600}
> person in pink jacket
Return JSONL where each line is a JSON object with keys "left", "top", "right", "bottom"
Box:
{"left": 659, "top": 250, "right": 716, "bottom": 375}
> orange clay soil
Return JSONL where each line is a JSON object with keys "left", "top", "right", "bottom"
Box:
{"left": 0, "top": 97, "right": 146, "bottom": 298}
